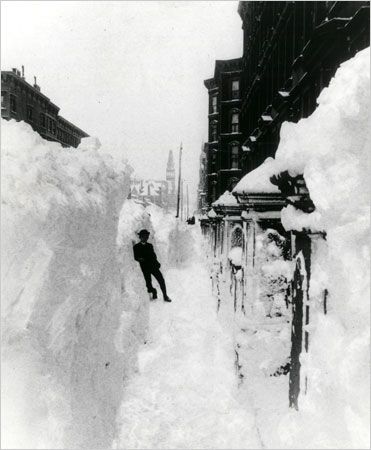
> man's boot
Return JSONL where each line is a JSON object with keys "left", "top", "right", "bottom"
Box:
{"left": 164, "top": 296, "right": 172, "bottom": 302}
{"left": 152, "top": 288, "right": 158, "bottom": 300}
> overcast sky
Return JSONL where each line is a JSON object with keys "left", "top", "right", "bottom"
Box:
{"left": 1, "top": 1, "right": 243, "bottom": 209}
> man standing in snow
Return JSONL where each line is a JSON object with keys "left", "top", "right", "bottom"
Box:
{"left": 133, "top": 229, "right": 172, "bottom": 302}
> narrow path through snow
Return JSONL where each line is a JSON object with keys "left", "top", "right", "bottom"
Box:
{"left": 114, "top": 235, "right": 261, "bottom": 449}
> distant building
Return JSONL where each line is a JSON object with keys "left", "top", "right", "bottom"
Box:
{"left": 203, "top": 58, "right": 243, "bottom": 205}
{"left": 130, "top": 150, "right": 177, "bottom": 211}
{"left": 1, "top": 67, "right": 89, "bottom": 148}
{"left": 130, "top": 178, "right": 168, "bottom": 208}
{"left": 197, "top": 143, "right": 208, "bottom": 214}
{"left": 165, "top": 150, "right": 177, "bottom": 210}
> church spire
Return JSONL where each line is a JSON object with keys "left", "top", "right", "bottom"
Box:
{"left": 167, "top": 150, "right": 175, "bottom": 172}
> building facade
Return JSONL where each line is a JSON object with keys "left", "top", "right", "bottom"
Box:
{"left": 1, "top": 67, "right": 89, "bottom": 148}
{"left": 199, "top": 0, "right": 370, "bottom": 412}
{"left": 165, "top": 150, "right": 177, "bottom": 210}
{"left": 197, "top": 143, "right": 208, "bottom": 214}
{"left": 204, "top": 58, "right": 243, "bottom": 205}
{"left": 130, "top": 150, "right": 177, "bottom": 211}
{"left": 238, "top": 0, "right": 370, "bottom": 174}
{"left": 199, "top": 1, "right": 370, "bottom": 209}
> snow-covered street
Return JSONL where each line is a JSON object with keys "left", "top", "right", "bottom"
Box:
{"left": 114, "top": 230, "right": 262, "bottom": 449}
{"left": 1, "top": 11, "right": 369, "bottom": 444}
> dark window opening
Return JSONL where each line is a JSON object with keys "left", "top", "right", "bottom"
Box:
{"left": 40, "top": 113, "right": 46, "bottom": 128}
{"left": 27, "top": 105, "right": 33, "bottom": 120}
{"left": 231, "top": 145, "right": 239, "bottom": 169}
{"left": 10, "top": 95, "right": 17, "bottom": 112}
{"left": 231, "top": 112, "right": 239, "bottom": 133}
{"left": 211, "top": 121, "right": 218, "bottom": 142}
{"left": 1, "top": 91, "right": 6, "bottom": 108}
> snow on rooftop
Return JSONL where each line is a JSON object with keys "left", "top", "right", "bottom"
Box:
{"left": 131, "top": 179, "right": 165, "bottom": 197}
{"left": 212, "top": 190, "right": 238, "bottom": 206}
{"left": 207, "top": 209, "right": 217, "bottom": 218}
{"left": 233, "top": 157, "right": 280, "bottom": 195}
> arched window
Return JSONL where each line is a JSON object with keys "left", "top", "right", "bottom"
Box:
{"left": 230, "top": 143, "right": 239, "bottom": 169}
{"left": 211, "top": 120, "right": 218, "bottom": 142}
{"left": 231, "top": 226, "right": 243, "bottom": 248}
{"left": 231, "top": 110, "right": 239, "bottom": 133}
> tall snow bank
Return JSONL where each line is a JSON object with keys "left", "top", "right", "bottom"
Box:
{"left": 274, "top": 48, "right": 370, "bottom": 448}
{"left": 1, "top": 119, "right": 146, "bottom": 449}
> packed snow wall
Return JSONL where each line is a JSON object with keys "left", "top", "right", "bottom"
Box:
{"left": 273, "top": 47, "right": 370, "bottom": 449}
{"left": 1, "top": 120, "right": 151, "bottom": 449}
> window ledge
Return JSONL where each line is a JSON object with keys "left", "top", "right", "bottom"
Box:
{"left": 221, "top": 98, "right": 241, "bottom": 103}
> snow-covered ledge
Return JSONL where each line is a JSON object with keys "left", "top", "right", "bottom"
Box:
{"left": 207, "top": 208, "right": 223, "bottom": 221}
{"left": 212, "top": 190, "right": 243, "bottom": 216}
{"left": 232, "top": 157, "right": 285, "bottom": 211}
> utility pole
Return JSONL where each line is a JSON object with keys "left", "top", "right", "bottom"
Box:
{"left": 186, "top": 184, "right": 189, "bottom": 219}
{"left": 176, "top": 143, "right": 182, "bottom": 218}
{"left": 180, "top": 179, "right": 184, "bottom": 221}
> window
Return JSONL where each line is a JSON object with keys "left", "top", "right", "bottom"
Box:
{"left": 10, "top": 95, "right": 17, "bottom": 112}
{"left": 231, "top": 112, "right": 239, "bottom": 133}
{"left": 212, "top": 153, "right": 216, "bottom": 167}
{"left": 231, "top": 145, "right": 239, "bottom": 169}
{"left": 211, "top": 95, "right": 218, "bottom": 113}
{"left": 27, "top": 105, "right": 33, "bottom": 120}
{"left": 232, "top": 80, "right": 240, "bottom": 99}
{"left": 40, "top": 113, "right": 46, "bottom": 128}
{"left": 211, "top": 120, "right": 218, "bottom": 142}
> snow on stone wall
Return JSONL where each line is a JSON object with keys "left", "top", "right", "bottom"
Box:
{"left": 1, "top": 119, "right": 149, "bottom": 449}
{"left": 273, "top": 48, "right": 370, "bottom": 448}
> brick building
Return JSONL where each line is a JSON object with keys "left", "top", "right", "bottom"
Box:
{"left": 238, "top": 1, "right": 370, "bottom": 174}
{"left": 197, "top": 143, "right": 208, "bottom": 214}
{"left": 199, "top": 1, "right": 370, "bottom": 209}
{"left": 199, "top": 0, "right": 370, "bottom": 411}
{"left": 203, "top": 58, "right": 243, "bottom": 205}
{"left": 1, "top": 67, "right": 89, "bottom": 148}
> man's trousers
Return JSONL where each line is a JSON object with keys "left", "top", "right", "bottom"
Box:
{"left": 141, "top": 266, "right": 167, "bottom": 297}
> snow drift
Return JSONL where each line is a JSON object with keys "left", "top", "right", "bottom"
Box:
{"left": 203, "top": 48, "right": 369, "bottom": 449}
{"left": 273, "top": 47, "right": 370, "bottom": 449}
{"left": 1, "top": 119, "right": 149, "bottom": 449}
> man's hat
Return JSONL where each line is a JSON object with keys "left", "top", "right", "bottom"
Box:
{"left": 138, "top": 229, "right": 150, "bottom": 237}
